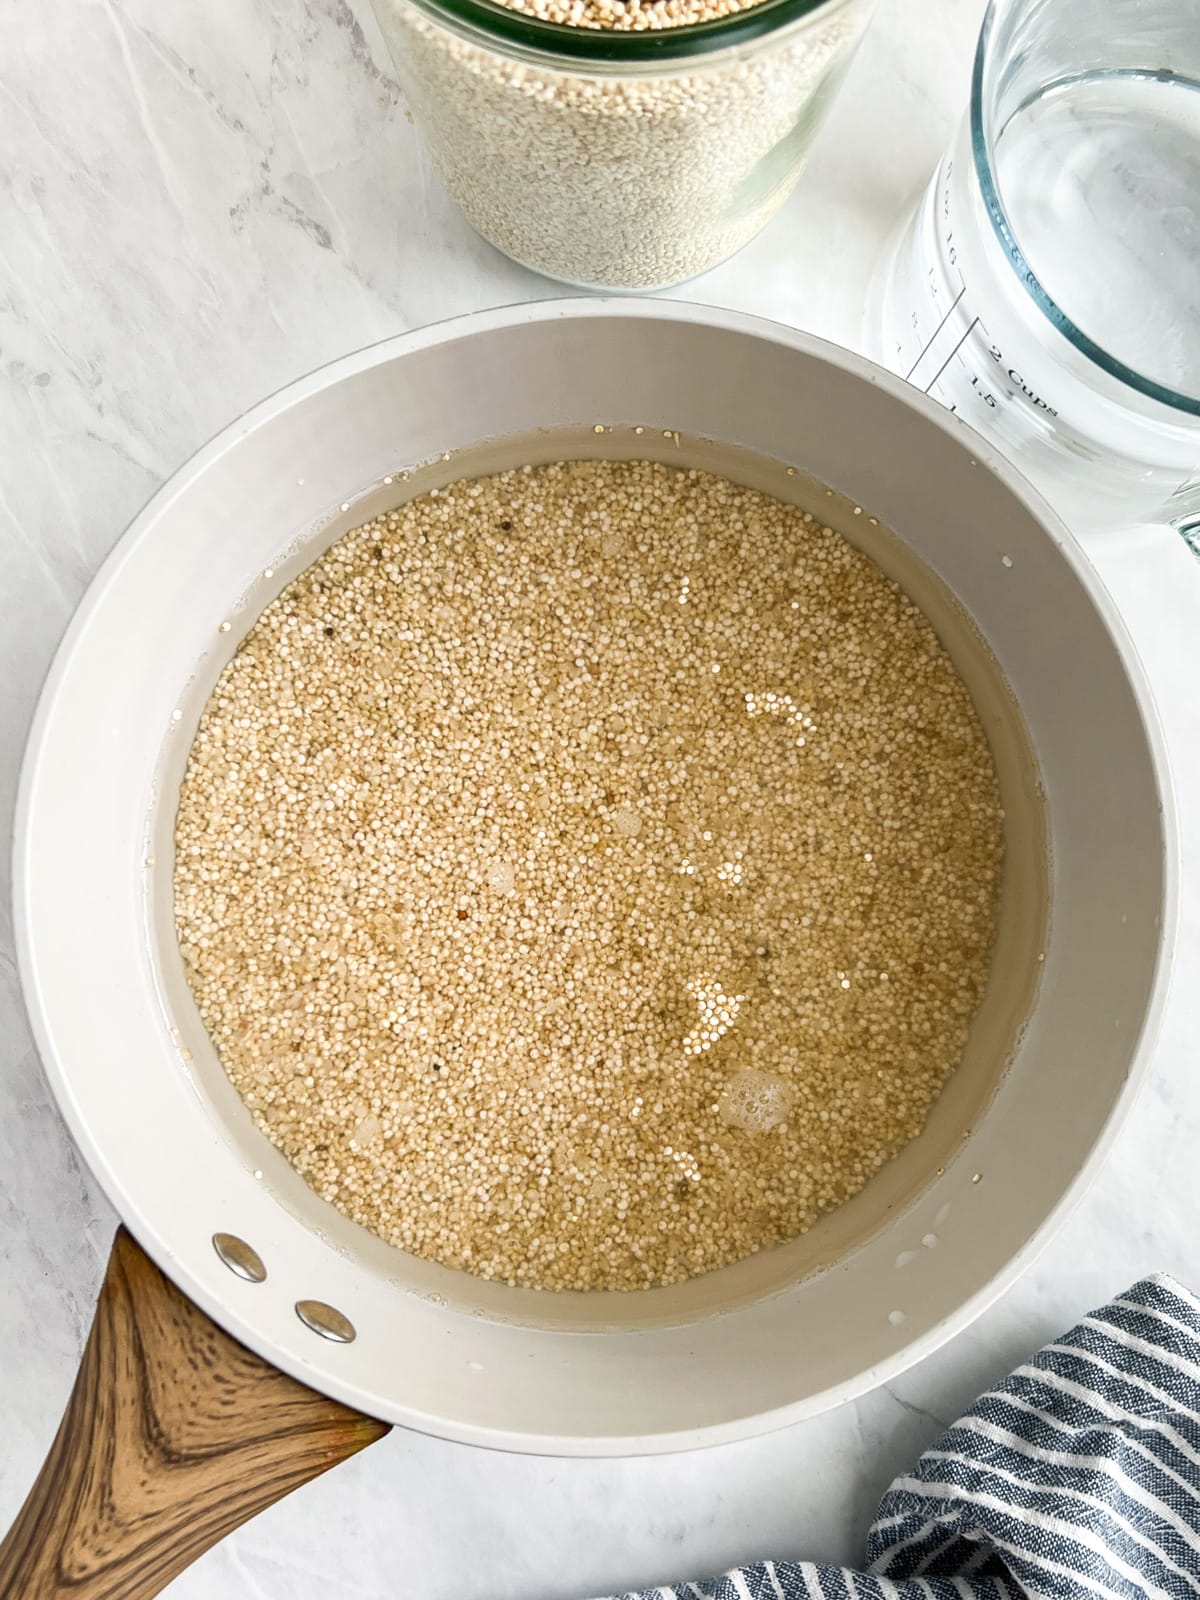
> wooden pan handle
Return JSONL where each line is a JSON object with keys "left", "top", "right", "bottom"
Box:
{"left": 0, "top": 1226, "right": 390, "bottom": 1600}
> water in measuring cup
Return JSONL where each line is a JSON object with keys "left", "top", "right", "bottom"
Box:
{"left": 995, "top": 69, "right": 1200, "bottom": 400}
{"left": 875, "top": 67, "right": 1200, "bottom": 532}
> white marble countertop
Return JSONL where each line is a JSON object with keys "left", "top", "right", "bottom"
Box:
{"left": 2, "top": 1, "right": 1199, "bottom": 1596}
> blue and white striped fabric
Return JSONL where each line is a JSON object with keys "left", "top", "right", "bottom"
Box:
{"left": 605, "top": 1276, "right": 1200, "bottom": 1600}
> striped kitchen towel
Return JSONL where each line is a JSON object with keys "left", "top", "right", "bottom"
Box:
{"left": 605, "top": 1274, "right": 1200, "bottom": 1600}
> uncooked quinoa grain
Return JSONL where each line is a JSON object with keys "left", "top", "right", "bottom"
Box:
{"left": 175, "top": 460, "right": 1004, "bottom": 1293}
{"left": 373, "top": 0, "right": 870, "bottom": 289}
{"left": 488, "top": 0, "right": 818, "bottom": 29}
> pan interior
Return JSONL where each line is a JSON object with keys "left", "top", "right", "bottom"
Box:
{"left": 148, "top": 425, "right": 1048, "bottom": 1335}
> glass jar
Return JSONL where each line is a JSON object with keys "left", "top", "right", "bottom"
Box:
{"left": 370, "top": 0, "right": 873, "bottom": 290}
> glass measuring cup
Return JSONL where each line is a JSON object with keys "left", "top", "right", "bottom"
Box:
{"left": 871, "top": 0, "right": 1200, "bottom": 542}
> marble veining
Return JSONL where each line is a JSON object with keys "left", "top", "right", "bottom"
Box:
{"left": 3, "top": 1, "right": 1199, "bottom": 1596}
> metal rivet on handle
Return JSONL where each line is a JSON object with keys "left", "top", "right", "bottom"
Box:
{"left": 212, "top": 1232, "right": 267, "bottom": 1283}
{"left": 295, "top": 1299, "right": 357, "bottom": 1343}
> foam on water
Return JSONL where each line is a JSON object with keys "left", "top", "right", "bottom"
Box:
{"left": 718, "top": 1069, "right": 794, "bottom": 1134}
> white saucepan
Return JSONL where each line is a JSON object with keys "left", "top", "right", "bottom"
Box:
{"left": 5, "top": 301, "right": 1175, "bottom": 1598}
